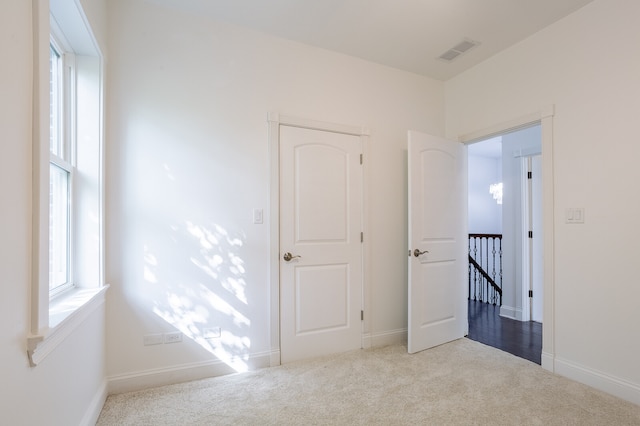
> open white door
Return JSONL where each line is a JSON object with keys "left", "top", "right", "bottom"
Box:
{"left": 408, "top": 131, "right": 467, "bottom": 354}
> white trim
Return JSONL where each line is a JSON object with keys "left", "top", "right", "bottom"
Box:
{"left": 267, "top": 114, "right": 281, "bottom": 366}
{"left": 32, "top": 0, "right": 52, "bottom": 336}
{"left": 554, "top": 357, "right": 640, "bottom": 405}
{"left": 541, "top": 350, "right": 554, "bottom": 371}
{"left": 50, "top": 0, "right": 103, "bottom": 57}
{"left": 268, "top": 112, "right": 370, "bottom": 137}
{"left": 366, "top": 328, "right": 408, "bottom": 348}
{"left": 362, "top": 334, "right": 372, "bottom": 349}
{"left": 459, "top": 112, "right": 542, "bottom": 144}
{"left": 107, "top": 351, "right": 272, "bottom": 395}
{"left": 97, "top": 53, "right": 105, "bottom": 289}
{"left": 267, "top": 113, "right": 370, "bottom": 365}
{"left": 499, "top": 304, "right": 524, "bottom": 321}
{"left": 79, "top": 380, "right": 108, "bottom": 426}
{"left": 540, "top": 112, "right": 555, "bottom": 372}
{"left": 27, "top": 285, "right": 108, "bottom": 366}
{"left": 457, "top": 106, "right": 555, "bottom": 372}
{"left": 269, "top": 349, "right": 281, "bottom": 367}
{"left": 512, "top": 146, "right": 541, "bottom": 158}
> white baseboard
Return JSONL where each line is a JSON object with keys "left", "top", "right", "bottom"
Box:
{"left": 107, "top": 351, "right": 271, "bottom": 395}
{"left": 270, "top": 349, "right": 281, "bottom": 367}
{"left": 363, "top": 328, "right": 407, "bottom": 348}
{"left": 541, "top": 350, "right": 554, "bottom": 373}
{"left": 362, "top": 333, "right": 372, "bottom": 349}
{"left": 499, "top": 305, "right": 524, "bottom": 321}
{"left": 554, "top": 356, "right": 640, "bottom": 405}
{"left": 362, "top": 333, "right": 371, "bottom": 348}
{"left": 80, "top": 380, "right": 108, "bottom": 426}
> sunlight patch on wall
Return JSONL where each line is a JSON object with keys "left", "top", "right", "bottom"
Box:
{"left": 144, "top": 220, "right": 251, "bottom": 373}
{"left": 144, "top": 246, "right": 158, "bottom": 283}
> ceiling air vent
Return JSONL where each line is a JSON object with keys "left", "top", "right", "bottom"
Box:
{"left": 438, "top": 38, "right": 480, "bottom": 62}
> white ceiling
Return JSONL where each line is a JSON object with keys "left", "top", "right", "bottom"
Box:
{"left": 145, "top": 0, "right": 594, "bottom": 81}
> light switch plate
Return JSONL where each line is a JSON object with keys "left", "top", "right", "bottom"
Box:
{"left": 253, "top": 208, "right": 263, "bottom": 224}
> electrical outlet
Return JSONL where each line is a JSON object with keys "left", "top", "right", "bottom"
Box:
{"left": 143, "top": 333, "right": 163, "bottom": 346}
{"left": 164, "top": 331, "right": 183, "bottom": 344}
{"left": 204, "top": 327, "right": 221, "bottom": 339}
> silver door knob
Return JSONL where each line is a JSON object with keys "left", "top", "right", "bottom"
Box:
{"left": 283, "top": 252, "right": 301, "bottom": 262}
{"left": 413, "top": 249, "right": 429, "bottom": 257}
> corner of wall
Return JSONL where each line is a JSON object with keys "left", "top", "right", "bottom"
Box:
{"left": 80, "top": 380, "right": 108, "bottom": 426}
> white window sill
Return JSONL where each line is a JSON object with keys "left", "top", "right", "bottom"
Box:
{"left": 27, "top": 285, "right": 109, "bottom": 367}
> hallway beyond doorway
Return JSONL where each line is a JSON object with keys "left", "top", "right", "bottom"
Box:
{"left": 467, "top": 300, "right": 542, "bottom": 364}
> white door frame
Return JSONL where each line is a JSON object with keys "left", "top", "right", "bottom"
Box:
{"left": 459, "top": 105, "right": 555, "bottom": 372}
{"left": 267, "top": 113, "right": 371, "bottom": 366}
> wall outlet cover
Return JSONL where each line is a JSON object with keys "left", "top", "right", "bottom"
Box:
{"left": 143, "top": 333, "right": 163, "bottom": 346}
{"left": 164, "top": 331, "right": 183, "bottom": 344}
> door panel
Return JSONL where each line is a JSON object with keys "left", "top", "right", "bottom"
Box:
{"left": 296, "top": 264, "right": 349, "bottom": 333}
{"left": 295, "top": 145, "right": 348, "bottom": 242}
{"left": 419, "top": 150, "right": 457, "bottom": 238}
{"left": 418, "top": 262, "right": 455, "bottom": 324}
{"left": 408, "top": 130, "right": 467, "bottom": 354}
{"left": 280, "top": 125, "right": 362, "bottom": 363}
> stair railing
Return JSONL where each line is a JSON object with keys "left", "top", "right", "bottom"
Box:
{"left": 468, "top": 234, "right": 502, "bottom": 306}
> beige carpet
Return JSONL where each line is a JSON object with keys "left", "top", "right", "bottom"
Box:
{"left": 97, "top": 339, "right": 640, "bottom": 425}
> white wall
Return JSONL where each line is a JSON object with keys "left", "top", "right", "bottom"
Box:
{"left": 446, "top": 0, "right": 640, "bottom": 403}
{"left": 468, "top": 154, "right": 502, "bottom": 234}
{"left": 0, "top": 0, "right": 108, "bottom": 424}
{"left": 105, "top": 0, "right": 444, "bottom": 388}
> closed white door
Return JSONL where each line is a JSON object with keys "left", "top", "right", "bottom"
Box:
{"left": 408, "top": 130, "right": 467, "bottom": 354}
{"left": 279, "top": 125, "right": 363, "bottom": 363}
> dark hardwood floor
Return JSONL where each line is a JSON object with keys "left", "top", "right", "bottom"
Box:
{"left": 466, "top": 300, "right": 542, "bottom": 364}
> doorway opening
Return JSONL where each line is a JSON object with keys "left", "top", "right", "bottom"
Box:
{"left": 466, "top": 124, "right": 543, "bottom": 364}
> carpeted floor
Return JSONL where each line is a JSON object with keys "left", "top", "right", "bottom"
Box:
{"left": 97, "top": 338, "right": 640, "bottom": 425}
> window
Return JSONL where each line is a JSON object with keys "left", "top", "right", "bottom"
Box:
{"left": 27, "top": 3, "right": 106, "bottom": 366}
{"left": 48, "top": 34, "right": 75, "bottom": 296}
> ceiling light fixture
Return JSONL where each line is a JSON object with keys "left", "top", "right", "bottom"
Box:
{"left": 489, "top": 182, "right": 503, "bottom": 205}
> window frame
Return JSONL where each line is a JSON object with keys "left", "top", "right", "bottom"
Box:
{"left": 48, "top": 27, "right": 76, "bottom": 298}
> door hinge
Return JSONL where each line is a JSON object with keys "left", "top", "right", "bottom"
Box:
{"left": 528, "top": 231, "right": 533, "bottom": 238}
{"left": 361, "top": 232, "right": 363, "bottom": 243}
{"left": 529, "top": 290, "right": 533, "bottom": 298}
{"left": 528, "top": 171, "right": 532, "bottom": 179}
{"left": 361, "top": 310, "right": 364, "bottom": 321}
{"left": 360, "top": 153, "right": 363, "bottom": 165}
